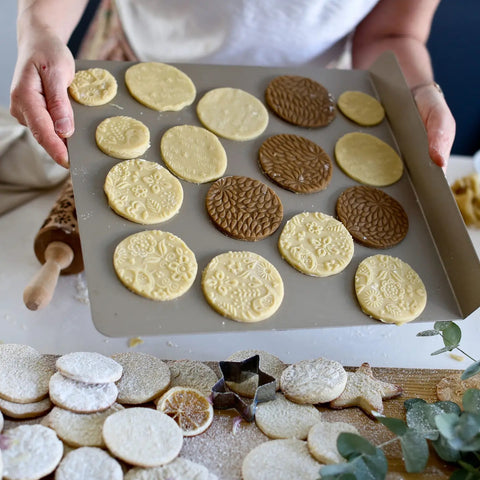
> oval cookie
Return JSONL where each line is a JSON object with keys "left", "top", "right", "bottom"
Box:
{"left": 258, "top": 134, "right": 332, "bottom": 193}
{"left": 69, "top": 68, "right": 118, "bottom": 106}
{"left": 265, "top": 75, "right": 335, "bottom": 127}
{"left": 337, "top": 90, "right": 385, "bottom": 126}
{"left": 206, "top": 176, "right": 283, "bottom": 241}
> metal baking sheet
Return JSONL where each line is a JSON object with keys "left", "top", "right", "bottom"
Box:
{"left": 69, "top": 53, "right": 479, "bottom": 337}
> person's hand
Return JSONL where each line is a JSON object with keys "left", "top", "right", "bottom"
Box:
{"left": 10, "top": 29, "right": 76, "bottom": 168}
{"left": 412, "top": 83, "right": 456, "bottom": 170}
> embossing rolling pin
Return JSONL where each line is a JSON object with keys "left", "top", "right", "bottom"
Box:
{"left": 23, "top": 177, "right": 84, "bottom": 310}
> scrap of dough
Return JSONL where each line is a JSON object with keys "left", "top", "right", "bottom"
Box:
{"left": 161, "top": 125, "right": 227, "bottom": 183}
{"left": 104, "top": 159, "right": 184, "bottom": 224}
{"left": 69, "top": 68, "right": 118, "bottom": 106}
{"left": 197, "top": 87, "right": 268, "bottom": 141}
{"left": 125, "top": 62, "right": 196, "bottom": 111}
{"left": 113, "top": 230, "right": 197, "bottom": 301}
{"left": 337, "top": 90, "right": 385, "bottom": 126}
{"left": 354, "top": 254, "right": 427, "bottom": 325}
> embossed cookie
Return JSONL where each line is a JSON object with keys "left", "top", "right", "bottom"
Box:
{"left": 336, "top": 185, "right": 408, "bottom": 248}
{"left": 337, "top": 90, "right": 385, "bottom": 126}
{"left": 113, "top": 230, "right": 197, "bottom": 301}
{"left": 278, "top": 212, "right": 354, "bottom": 277}
{"left": 265, "top": 75, "right": 335, "bottom": 127}
{"left": 167, "top": 360, "right": 218, "bottom": 398}
{"left": 69, "top": 68, "right": 118, "bottom": 106}
{"left": 436, "top": 373, "right": 480, "bottom": 406}
{"left": 202, "top": 251, "right": 284, "bottom": 322}
{"left": 258, "top": 134, "right": 332, "bottom": 193}
{"left": 355, "top": 254, "right": 427, "bottom": 325}
{"left": 206, "top": 176, "right": 283, "bottom": 241}
{"left": 124, "top": 458, "right": 218, "bottom": 480}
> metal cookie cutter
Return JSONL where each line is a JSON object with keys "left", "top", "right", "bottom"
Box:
{"left": 211, "top": 354, "right": 276, "bottom": 422}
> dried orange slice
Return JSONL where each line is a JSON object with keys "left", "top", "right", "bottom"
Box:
{"left": 156, "top": 386, "right": 213, "bottom": 437}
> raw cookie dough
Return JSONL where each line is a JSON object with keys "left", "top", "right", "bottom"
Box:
{"left": 355, "top": 254, "right": 427, "bottom": 325}
{"left": 337, "top": 90, "right": 385, "bottom": 126}
{"left": 125, "top": 62, "right": 196, "bottom": 111}
{"left": 202, "top": 251, "right": 284, "bottom": 323}
{"left": 160, "top": 125, "right": 227, "bottom": 183}
{"left": 113, "top": 230, "right": 197, "bottom": 301}
{"left": 278, "top": 212, "right": 354, "bottom": 277}
{"left": 104, "top": 159, "right": 184, "bottom": 224}
{"left": 69, "top": 68, "right": 118, "bottom": 106}
{"left": 335, "top": 132, "right": 403, "bottom": 187}
{"left": 197, "top": 87, "right": 269, "bottom": 141}
{"left": 95, "top": 116, "right": 150, "bottom": 159}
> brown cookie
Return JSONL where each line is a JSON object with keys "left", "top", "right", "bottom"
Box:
{"left": 258, "top": 134, "right": 333, "bottom": 193}
{"left": 336, "top": 185, "right": 408, "bottom": 249}
{"left": 265, "top": 75, "right": 335, "bottom": 127}
{"left": 206, "top": 176, "right": 283, "bottom": 241}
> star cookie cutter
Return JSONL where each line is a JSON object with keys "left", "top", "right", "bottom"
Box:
{"left": 211, "top": 354, "right": 276, "bottom": 422}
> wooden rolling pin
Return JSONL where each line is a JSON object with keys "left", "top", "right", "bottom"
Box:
{"left": 24, "top": 177, "right": 84, "bottom": 311}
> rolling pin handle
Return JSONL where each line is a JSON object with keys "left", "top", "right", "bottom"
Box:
{"left": 23, "top": 241, "right": 75, "bottom": 311}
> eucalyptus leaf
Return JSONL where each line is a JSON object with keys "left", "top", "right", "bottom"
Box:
{"left": 319, "top": 462, "right": 357, "bottom": 479}
{"left": 433, "top": 321, "right": 462, "bottom": 348}
{"left": 375, "top": 416, "right": 407, "bottom": 436}
{"left": 463, "top": 389, "right": 480, "bottom": 415}
{"left": 399, "top": 429, "right": 429, "bottom": 472}
{"left": 431, "top": 346, "right": 456, "bottom": 355}
{"left": 462, "top": 361, "right": 480, "bottom": 380}
{"left": 456, "top": 413, "right": 480, "bottom": 451}
{"left": 416, "top": 329, "right": 440, "bottom": 337}
{"left": 337, "top": 433, "right": 377, "bottom": 459}
{"left": 432, "top": 434, "right": 461, "bottom": 462}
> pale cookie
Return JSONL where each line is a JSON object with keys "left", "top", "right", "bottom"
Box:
{"left": 104, "top": 159, "right": 183, "bottom": 224}
{"left": 451, "top": 172, "right": 480, "bottom": 227}
{"left": 0, "top": 396, "right": 52, "bottom": 419}
{"left": 278, "top": 212, "right": 354, "bottom": 277}
{"left": 0, "top": 410, "right": 3, "bottom": 431}
{"left": 113, "top": 230, "right": 197, "bottom": 301}
{"left": 335, "top": 132, "right": 403, "bottom": 187}
{"left": 49, "top": 372, "right": 118, "bottom": 413}
{"left": 103, "top": 407, "right": 183, "bottom": 467}
{"left": 197, "top": 87, "right": 269, "bottom": 141}
{"left": 436, "top": 373, "right": 480, "bottom": 406}
{"left": 44, "top": 403, "right": 124, "bottom": 448}
{"left": 330, "top": 363, "right": 403, "bottom": 416}
{"left": 225, "top": 350, "right": 285, "bottom": 398}
{"left": 242, "top": 439, "right": 321, "bottom": 480}
{"left": 95, "top": 116, "right": 150, "bottom": 159}
{"left": 307, "top": 421, "right": 359, "bottom": 464}
{"left": 255, "top": 393, "right": 322, "bottom": 440}
{"left": 111, "top": 352, "right": 171, "bottom": 404}
{"left": 0, "top": 344, "right": 56, "bottom": 404}
{"left": 55, "top": 447, "right": 122, "bottom": 480}
{"left": 355, "top": 254, "right": 427, "bottom": 325}
{"left": 124, "top": 457, "right": 218, "bottom": 480}
{"left": 69, "top": 68, "right": 118, "bottom": 106}
{"left": 337, "top": 90, "right": 385, "bottom": 126}
{"left": 125, "top": 62, "right": 196, "bottom": 111}
{"left": 161, "top": 125, "right": 227, "bottom": 183}
{"left": 202, "top": 251, "right": 284, "bottom": 322}
{"left": 56, "top": 351, "right": 123, "bottom": 384}
{"left": 1, "top": 424, "right": 63, "bottom": 480}
{"left": 167, "top": 360, "right": 218, "bottom": 398}
{"left": 280, "top": 357, "right": 347, "bottom": 404}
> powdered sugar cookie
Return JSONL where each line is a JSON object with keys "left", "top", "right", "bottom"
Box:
{"left": 167, "top": 360, "right": 218, "bottom": 398}
{"left": 111, "top": 352, "right": 171, "bottom": 404}
{"left": 55, "top": 447, "right": 123, "bottom": 480}
{"left": 255, "top": 393, "right": 322, "bottom": 440}
{"left": 49, "top": 372, "right": 118, "bottom": 413}
{"left": 0, "top": 344, "right": 56, "bottom": 403}
{"left": 242, "top": 439, "right": 321, "bottom": 480}
{"left": 69, "top": 68, "right": 118, "bottom": 106}
{"left": 280, "top": 357, "right": 347, "bottom": 404}
{"left": 307, "top": 421, "right": 359, "bottom": 464}
{"left": 56, "top": 352, "right": 123, "bottom": 384}
{"left": 0, "top": 396, "right": 52, "bottom": 419}
{"left": 44, "top": 403, "right": 124, "bottom": 448}
{"left": 0, "top": 410, "right": 3, "bottom": 431}
{"left": 1, "top": 424, "right": 63, "bottom": 480}
{"left": 103, "top": 407, "right": 183, "bottom": 467}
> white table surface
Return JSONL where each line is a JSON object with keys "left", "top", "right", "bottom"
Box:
{"left": 1, "top": 155, "right": 479, "bottom": 369}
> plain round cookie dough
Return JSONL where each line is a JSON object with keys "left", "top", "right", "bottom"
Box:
{"left": 113, "top": 230, "right": 197, "bottom": 301}
{"left": 161, "top": 125, "right": 227, "bottom": 183}
{"left": 280, "top": 357, "right": 347, "bottom": 404}
{"left": 103, "top": 407, "right": 183, "bottom": 467}
{"left": 69, "top": 68, "right": 118, "bottom": 106}
{"left": 337, "top": 90, "right": 385, "bottom": 126}
{"left": 104, "top": 159, "right": 184, "bottom": 224}
{"left": 354, "top": 254, "right": 427, "bottom": 325}
{"left": 95, "top": 116, "right": 150, "bottom": 159}
{"left": 125, "top": 62, "right": 196, "bottom": 111}
{"left": 335, "top": 132, "right": 403, "bottom": 187}
{"left": 202, "top": 251, "right": 284, "bottom": 323}
{"left": 197, "top": 87, "right": 269, "bottom": 141}
{"left": 0, "top": 396, "right": 52, "bottom": 419}
{"left": 167, "top": 360, "right": 218, "bottom": 398}
{"left": 278, "top": 212, "right": 354, "bottom": 277}
{"left": 255, "top": 393, "right": 322, "bottom": 440}
{"left": 242, "top": 439, "right": 321, "bottom": 480}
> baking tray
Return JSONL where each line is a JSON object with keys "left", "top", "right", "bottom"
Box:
{"left": 69, "top": 53, "right": 480, "bottom": 337}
